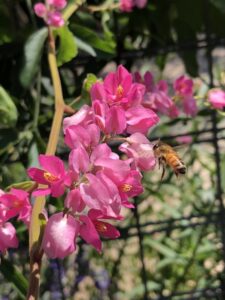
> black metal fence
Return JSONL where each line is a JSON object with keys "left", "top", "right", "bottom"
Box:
{"left": 74, "top": 1, "right": 225, "bottom": 299}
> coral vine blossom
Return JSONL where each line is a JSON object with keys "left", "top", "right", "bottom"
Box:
{"left": 26, "top": 65, "right": 160, "bottom": 258}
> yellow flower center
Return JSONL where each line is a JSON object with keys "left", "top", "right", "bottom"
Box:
{"left": 116, "top": 84, "right": 124, "bottom": 98}
{"left": 43, "top": 172, "right": 58, "bottom": 183}
{"left": 94, "top": 221, "right": 107, "bottom": 233}
{"left": 13, "top": 200, "right": 21, "bottom": 208}
{"left": 121, "top": 183, "right": 132, "bottom": 193}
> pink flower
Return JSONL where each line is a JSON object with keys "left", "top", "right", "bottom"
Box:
{"left": 79, "top": 215, "right": 102, "bottom": 252}
{"left": 34, "top": 3, "right": 47, "bottom": 17}
{"left": 34, "top": 0, "right": 66, "bottom": 27}
{"left": 47, "top": 0, "right": 67, "bottom": 9}
{"left": 79, "top": 173, "right": 121, "bottom": 217}
{"left": 79, "top": 210, "right": 120, "bottom": 252}
{"left": 174, "top": 75, "right": 197, "bottom": 116}
{"left": 134, "top": 0, "right": 147, "bottom": 8}
{"left": 182, "top": 95, "right": 197, "bottom": 116}
{"left": 0, "top": 203, "right": 8, "bottom": 223}
{"left": 208, "top": 88, "right": 225, "bottom": 109}
{"left": 91, "top": 66, "right": 159, "bottom": 134}
{"left": 0, "top": 189, "right": 31, "bottom": 226}
{"left": 119, "top": 133, "right": 156, "bottom": 171}
{"left": 42, "top": 212, "right": 79, "bottom": 258}
{"left": 174, "top": 76, "right": 193, "bottom": 96}
{"left": 176, "top": 135, "right": 193, "bottom": 144}
{"left": 65, "top": 124, "right": 100, "bottom": 150}
{"left": 118, "top": 170, "right": 143, "bottom": 207}
{"left": 137, "top": 71, "right": 179, "bottom": 118}
{"left": 47, "top": 11, "right": 64, "bottom": 27}
{"left": 120, "top": 0, "right": 134, "bottom": 12}
{"left": 88, "top": 209, "right": 120, "bottom": 239}
{"left": 125, "top": 105, "right": 159, "bottom": 134}
{"left": 27, "top": 155, "right": 71, "bottom": 197}
{"left": 103, "top": 65, "right": 142, "bottom": 107}
{"left": 0, "top": 222, "right": 18, "bottom": 253}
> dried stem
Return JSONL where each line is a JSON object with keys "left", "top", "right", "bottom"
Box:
{"left": 27, "top": 27, "right": 65, "bottom": 300}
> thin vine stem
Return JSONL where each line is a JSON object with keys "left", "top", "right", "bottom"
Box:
{"left": 27, "top": 27, "right": 65, "bottom": 300}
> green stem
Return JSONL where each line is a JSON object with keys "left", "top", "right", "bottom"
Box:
{"left": 27, "top": 27, "right": 65, "bottom": 300}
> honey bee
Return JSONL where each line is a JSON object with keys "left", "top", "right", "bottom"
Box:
{"left": 153, "top": 140, "right": 186, "bottom": 179}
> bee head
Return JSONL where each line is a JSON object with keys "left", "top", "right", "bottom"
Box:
{"left": 153, "top": 139, "right": 161, "bottom": 150}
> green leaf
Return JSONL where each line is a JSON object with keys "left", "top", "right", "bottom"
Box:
{"left": 75, "top": 36, "right": 96, "bottom": 57}
{"left": 73, "top": 24, "right": 116, "bottom": 55}
{"left": 20, "top": 28, "right": 48, "bottom": 88}
{"left": 5, "top": 181, "right": 36, "bottom": 192}
{"left": 0, "top": 86, "right": 18, "bottom": 128}
{"left": 144, "top": 238, "right": 178, "bottom": 258}
{"left": 83, "top": 73, "right": 98, "bottom": 92}
{"left": 0, "top": 258, "right": 28, "bottom": 298}
{"left": 209, "top": 0, "right": 225, "bottom": 13}
{"left": 55, "top": 26, "right": 78, "bottom": 67}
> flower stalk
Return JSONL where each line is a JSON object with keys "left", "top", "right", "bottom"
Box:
{"left": 27, "top": 27, "right": 65, "bottom": 300}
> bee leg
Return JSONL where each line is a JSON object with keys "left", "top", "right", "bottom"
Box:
{"left": 161, "top": 164, "right": 166, "bottom": 181}
{"left": 158, "top": 158, "right": 161, "bottom": 170}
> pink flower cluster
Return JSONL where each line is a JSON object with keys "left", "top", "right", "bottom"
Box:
{"left": 26, "top": 65, "right": 158, "bottom": 258}
{"left": 0, "top": 189, "right": 31, "bottom": 253}
{"left": 34, "top": 0, "right": 67, "bottom": 27}
{"left": 134, "top": 72, "right": 198, "bottom": 117}
{"left": 120, "top": 0, "right": 147, "bottom": 12}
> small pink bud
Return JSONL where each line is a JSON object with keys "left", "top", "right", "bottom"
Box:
{"left": 34, "top": 3, "right": 47, "bottom": 18}
{"left": 208, "top": 88, "right": 225, "bottom": 110}
{"left": 120, "top": 0, "right": 134, "bottom": 12}
{"left": 47, "top": 12, "right": 64, "bottom": 27}
{"left": 47, "top": 0, "right": 67, "bottom": 9}
{"left": 0, "top": 222, "right": 19, "bottom": 253}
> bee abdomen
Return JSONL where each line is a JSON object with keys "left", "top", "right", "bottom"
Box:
{"left": 177, "top": 166, "right": 186, "bottom": 174}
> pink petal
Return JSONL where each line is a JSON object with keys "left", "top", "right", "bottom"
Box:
{"left": 39, "top": 155, "right": 65, "bottom": 177}
{"left": 91, "top": 82, "right": 106, "bottom": 103}
{"left": 0, "top": 222, "right": 19, "bottom": 253}
{"left": 65, "top": 125, "right": 91, "bottom": 149}
{"left": 65, "top": 189, "right": 85, "bottom": 213}
{"left": 105, "top": 106, "right": 127, "bottom": 134}
{"left": 104, "top": 72, "right": 118, "bottom": 95}
{"left": 27, "top": 168, "right": 48, "bottom": 184}
{"left": 42, "top": 213, "right": 79, "bottom": 258}
{"left": 63, "top": 105, "right": 93, "bottom": 132}
{"left": 79, "top": 215, "right": 102, "bottom": 252}
{"left": 34, "top": 3, "right": 47, "bottom": 18}
{"left": 91, "top": 143, "right": 119, "bottom": 162}
{"left": 32, "top": 188, "right": 52, "bottom": 197}
{"left": 79, "top": 174, "right": 110, "bottom": 214}
{"left": 93, "top": 220, "right": 120, "bottom": 239}
{"left": 69, "top": 147, "right": 89, "bottom": 174}
{"left": 126, "top": 105, "right": 159, "bottom": 134}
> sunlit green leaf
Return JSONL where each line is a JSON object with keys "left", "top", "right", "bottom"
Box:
{"left": 55, "top": 26, "right": 78, "bottom": 67}
{"left": 73, "top": 24, "right": 116, "bottom": 55}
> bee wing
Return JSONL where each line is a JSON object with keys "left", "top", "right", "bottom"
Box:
{"left": 172, "top": 144, "right": 189, "bottom": 157}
